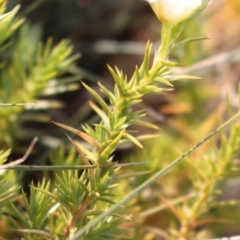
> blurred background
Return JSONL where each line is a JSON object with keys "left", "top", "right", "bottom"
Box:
{"left": 4, "top": 0, "right": 240, "bottom": 238}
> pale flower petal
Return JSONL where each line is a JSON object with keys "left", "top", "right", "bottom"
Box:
{"left": 145, "top": 0, "right": 203, "bottom": 24}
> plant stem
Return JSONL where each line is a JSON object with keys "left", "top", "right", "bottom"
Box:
{"left": 149, "top": 24, "right": 173, "bottom": 78}
{"left": 159, "top": 24, "right": 172, "bottom": 60}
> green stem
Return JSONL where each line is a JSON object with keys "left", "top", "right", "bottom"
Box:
{"left": 159, "top": 24, "right": 173, "bottom": 60}
{"left": 2, "top": 161, "right": 149, "bottom": 171}
{"left": 149, "top": 24, "right": 173, "bottom": 78}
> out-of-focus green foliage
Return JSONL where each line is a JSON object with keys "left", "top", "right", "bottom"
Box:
{"left": 0, "top": 150, "right": 19, "bottom": 210}
{"left": 0, "top": 1, "right": 79, "bottom": 148}
{"left": 0, "top": 1, "right": 79, "bottom": 238}
{"left": 124, "top": 105, "right": 240, "bottom": 239}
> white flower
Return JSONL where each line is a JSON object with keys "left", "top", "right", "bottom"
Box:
{"left": 145, "top": 0, "right": 203, "bottom": 25}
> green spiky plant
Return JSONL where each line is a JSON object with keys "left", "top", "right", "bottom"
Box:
{"left": 1, "top": 0, "right": 240, "bottom": 240}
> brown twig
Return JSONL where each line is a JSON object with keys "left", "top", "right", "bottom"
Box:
{"left": 0, "top": 137, "right": 38, "bottom": 169}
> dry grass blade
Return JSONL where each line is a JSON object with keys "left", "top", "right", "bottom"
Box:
{"left": 0, "top": 137, "right": 38, "bottom": 169}
{"left": 52, "top": 121, "right": 102, "bottom": 152}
